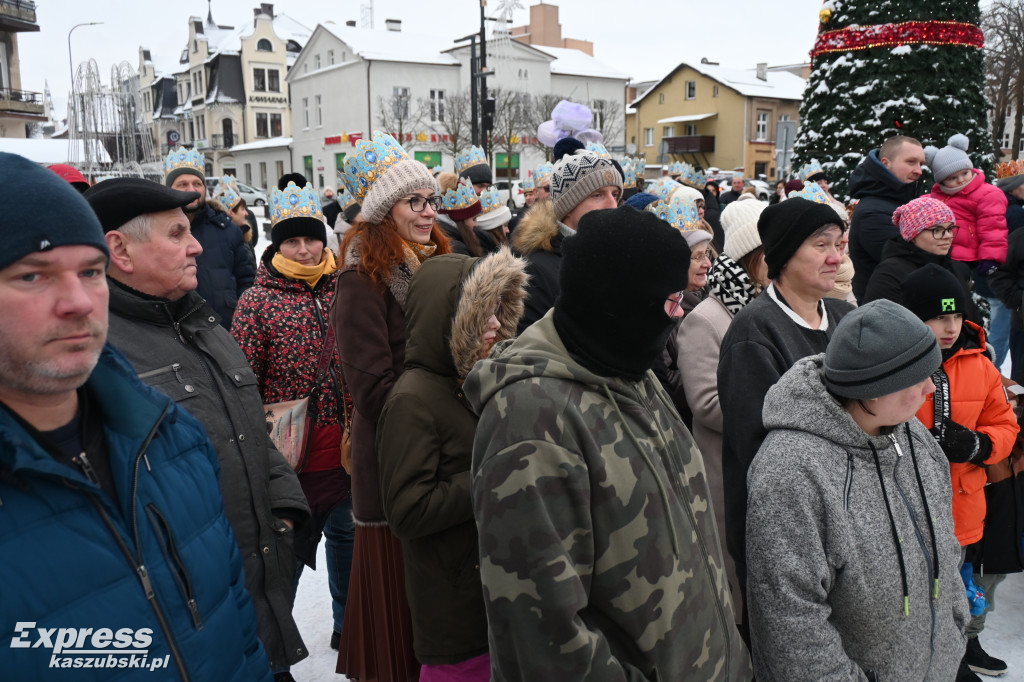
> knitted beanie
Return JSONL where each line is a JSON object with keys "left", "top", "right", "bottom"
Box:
{"left": 459, "top": 163, "right": 493, "bottom": 187}
{"left": 758, "top": 197, "right": 845, "bottom": 279}
{"left": 823, "top": 299, "right": 941, "bottom": 400}
{"left": 278, "top": 172, "right": 308, "bottom": 191}
{"left": 901, "top": 263, "right": 969, "bottom": 322}
{"left": 925, "top": 134, "right": 973, "bottom": 184}
{"left": 624, "top": 191, "right": 659, "bottom": 211}
{"left": 892, "top": 196, "right": 956, "bottom": 242}
{"left": 671, "top": 185, "right": 704, "bottom": 204}
{"left": 551, "top": 150, "right": 623, "bottom": 221}
{"left": 554, "top": 206, "right": 690, "bottom": 381}
{"left": 784, "top": 179, "right": 804, "bottom": 196}
{"left": 165, "top": 165, "right": 205, "bottom": 187}
{"left": 362, "top": 159, "right": 439, "bottom": 225}
{"left": 721, "top": 197, "right": 765, "bottom": 261}
{"left": 1, "top": 152, "right": 108, "bottom": 270}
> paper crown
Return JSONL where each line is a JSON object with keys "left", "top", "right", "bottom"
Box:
{"left": 648, "top": 194, "right": 702, "bottom": 234}
{"left": 338, "top": 186, "right": 359, "bottom": 210}
{"left": 431, "top": 165, "right": 443, "bottom": 175}
{"left": 535, "top": 162, "right": 554, "bottom": 183}
{"left": 269, "top": 181, "right": 324, "bottom": 227}
{"left": 455, "top": 146, "right": 488, "bottom": 176}
{"left": 215, "top": 176, "right": 242, "bottom": 209}
{"left": 479, "top": 185, "right": 505, "bottom": 215}
{"left": 668, "top": 161, "right": 686, "bottom": 177}
{"left": 636, "top": 157, "right": 646, "bottom": 180}
{"left": 788, "top": 181, "right": 832, "bottom": 205}
{"left": 341, "top": 131, "right": 410, "bottom": 202}
{"left": 441, "top": 178, "right": 480, "bottom": 213}
{"left": 799, "top": 159, "right": 826, "bottom": 181}
{"left": 996, "top": 158, "right": 1024, "bottom": 181}
{"left": 585, "top": 141, "right": 611, "bottom": 159}
{"left": 521, "top": 173, "right": 535, "bottom": 191}
{"left": 732, "top": 171, "right": 745, "bottom": 181}
{"left": 652, "top": 178, "right": 683, "bottom": 202}
{"left": 164, "top": 147, "right": 205, "bottom": 177}
{"left": 620, "top": 158, "right": 637, "bottom": 189}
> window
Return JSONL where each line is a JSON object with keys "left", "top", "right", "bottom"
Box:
{"left": 335, "top": 153, "right": 346, "bottom": 176}
{"left": 253, "top": 68, "right": 266, "bottom": 92}
{"left": 685, "top": 123, "right": 698, "bottom": 136}
{"left": 302, "top": 97, "right": 309, "bottom": 128}
{"left": 316, "top": 95, "right": 323, "bottom": 127}
{"left": 658, "top": 93, "right": 665, "bottom": 105}
{"left": 755, "top": 161, "right": 768, "bottom": 177}
{"left": 257, "top": 38, "right": 272, "bottom": 52}
{"left": 1003, "top": 132, "right": 1011, "bottom": 149}
{"left": 779, "top": 114, "right": 791, "bottom": 122}
{"left": 259, "top": 162, "right": 268, "bottom": 190}
{"left": 255, "top": 113, "right": 268, "bottom": 138}
{"left": 328, "top": 49, "right": 335, "bottom": 65}
{"left": 756, "top": 111, "right": 769, "bottom": 141}
{"left": 244, "top": 163, "right": 252, "bottom": 185}
{"left": 271, "top": 113, "right": 282, "bottom": 137}
{"left": 303, "top": 155, "right": 314, "bottom": 180}
{"left": 393, "top": 86, "right": 410, "bottom": 119}
{"left": 275, "top": 160, "right": 284, "bottom": 180}
{"left": 685, "top": 81, "right": 696, "bottom": 100}
{"left": 268, "top": 69, "right": 280, "bottom": 92}
{"left": 314, "top": 54, "right": 321, "bottom": 69}
{"left": 644, "top": 128, "right": 654, "bottom": 146}
{"left": 663, "top": 126, "right": 674, "bottom": 138}
{"left": 430, "top": 89, "right": 445, "bottom": 122}
{"left": 713, "top": 85, "right": 720, "bottom": 97}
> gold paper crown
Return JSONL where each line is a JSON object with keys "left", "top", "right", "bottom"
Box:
{"left": 996, "top": 159, "right": 1024, "bottom": 181}
{"left": 269, "top": 181, "right": 324, "bottom": 227}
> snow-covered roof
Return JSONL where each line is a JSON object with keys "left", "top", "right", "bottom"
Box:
{"left": 658, "top": 113, "right": 717, "bottom": 124}
{"left": 532, "top": 45, "right": 628, "bottom": 81}
{"left": 231, "top": 136, "right": 292, "bottom": 152}
{"left": 147, "top": 53, "right": 181, "bottom": 78}
{"left": 633, "top": 61, "right": 807, "bottom": 106}
{"left": 323, "top": 24, "right": 460, "bottom": 66}
{"left": 0, "top": 138, "right": 111, "bottom": 165}
{"left": 190, "top": 13, "right": 311, "bottom": 61}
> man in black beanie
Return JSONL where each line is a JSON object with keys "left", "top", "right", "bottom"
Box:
{"left": 464, "top": 206, "right": 752, "bottom": 681}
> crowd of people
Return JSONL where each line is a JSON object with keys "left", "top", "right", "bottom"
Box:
{"left": 0, "top": 126, "right": 1023, "bottom": 682}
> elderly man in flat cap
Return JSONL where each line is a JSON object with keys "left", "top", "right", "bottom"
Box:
{"left": 84, "top": 178, "right": 310, "bottom": 679}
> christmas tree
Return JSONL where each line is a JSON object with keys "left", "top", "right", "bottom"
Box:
{"left": 793, "top": 0, "right": 995, "bottom": 198}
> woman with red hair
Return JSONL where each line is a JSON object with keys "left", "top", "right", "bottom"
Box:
{"left": 331, "top": 132, "right": 450, "bottom": 682}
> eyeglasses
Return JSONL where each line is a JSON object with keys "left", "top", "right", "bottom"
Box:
{"left": 690, "top": 249, "right": 713, "bottom": 263}
{"left": 405, "top": 195, "right": 442, "bottom": 212}
{"left": 928, "top": 225, "right": 958, "bottom": 239}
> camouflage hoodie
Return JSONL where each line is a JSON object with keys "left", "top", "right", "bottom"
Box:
{"left": 465, "top": 311, "right": 752, "bottom": 682}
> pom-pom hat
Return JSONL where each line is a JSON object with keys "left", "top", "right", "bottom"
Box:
{"left": 440, "top": 178, "right": 482, "bottom": 222}
{"left": 164, "top": 147, "right": 206, "bottom": 186}
{"left": 892, "top": 197, "right": 956, "bottom": 242}
{"left": 342, "top": 131, "right": 438, "bottom": 224}
{"left": 925, "top": 134, "right": 973, "bottom": 184}
{"left": 269, "top": 181, "right": 327, "bottom": 248}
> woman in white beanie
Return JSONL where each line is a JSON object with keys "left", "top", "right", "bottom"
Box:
{"left": 674, "top": 196, "right": 769, "bottom": 624}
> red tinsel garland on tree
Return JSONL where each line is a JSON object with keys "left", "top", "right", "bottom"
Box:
{"left": 811, "top": 21, "right": 984, "bottom": 58}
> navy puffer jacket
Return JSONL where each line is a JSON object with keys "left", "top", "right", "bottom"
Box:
{"left": 192, "top": 204, "right": 255, "bottom": 329}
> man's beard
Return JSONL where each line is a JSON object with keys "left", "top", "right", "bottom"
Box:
{"left": 185, "top": 197, "right": 205, "bottom": 220}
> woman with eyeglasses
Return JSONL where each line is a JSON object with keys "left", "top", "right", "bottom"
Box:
{"left": 863, "top": 196, "right": 979, "bottom": 323}
{"left": 330, "top": 132, "right": 451, "bottom": 682}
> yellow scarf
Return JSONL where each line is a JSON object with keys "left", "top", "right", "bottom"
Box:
{"left": 272, "top": 248, "right": 338, "bottom": 288}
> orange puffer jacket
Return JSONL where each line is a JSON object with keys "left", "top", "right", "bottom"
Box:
{"left": 916, "top": 321, "right": 1019, "bottom": 545}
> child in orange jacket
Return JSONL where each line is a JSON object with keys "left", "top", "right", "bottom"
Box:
{"left": 903, "top": 264, "right": 1019, "bottom": 679}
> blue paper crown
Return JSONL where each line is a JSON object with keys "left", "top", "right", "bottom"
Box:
{"left": 479, "top": 185, "right": 506, "bottom": 215}
{"left": 521, "top": 173, "right": 535, "bottom": 191}
{"left": 789, "top": 181, "right": 831, "bottom": 205}
{"left": 535, "top": 162, "right": 554, "bottom": 183}
{"left": 648, "top": 194, "right": 702, "bottom": 234}
{"left": 636, "top": 157, "right": 646, "bottom": 180}
{"left": 620, "top": 158, "right": 637, "bottom": 189}
{"left": 269, "top": 181, "right": 324, "bottom": 227}
{"left": 215, "top": 176, "right": 242, "bottom": 209}
{"left": 652, "top": 178, "right": 683, "bottom": 202}
{"left": 585, "top": 142, "right": 611, "bottom": 159}
{"left": 669, "top": 161, "right": 686, "bottom": 177}
{"left": 431, "top": 165, "right": 443, "bottom": 175}
{"left": 455, "top": 146, "right": 488, "bottom": 176}
{"left": 338, "top": 186, "right": 358, "bottom": 210}
{"left": 164, "top": 147, "right": 205, "bottom": 177}
{"left": 441, "top": 178, "right": 480, "bottom": 212}
{"left": 799, "top": 160, "right": 825, "bottom": 181}
{"left": 342, "top": 131, "right": 411, "bottom": 202}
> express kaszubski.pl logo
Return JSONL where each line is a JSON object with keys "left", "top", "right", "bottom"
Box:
{"left": 11, "top": 622, "right": 170, "bottom": 672}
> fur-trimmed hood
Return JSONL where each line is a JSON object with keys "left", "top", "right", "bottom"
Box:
{"left": 404, "top": 247, "right": 529, "bottom": 379}
{"left": 512, "top": 200, "right": 564, "bottom": 256}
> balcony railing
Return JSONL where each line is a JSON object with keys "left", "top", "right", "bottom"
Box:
{"left": 0, "top": 0, "right": 38, "bottom": 31}
{"left": 0, "top": 88, "right": 44, "bottom": 116}
{"left": 211, "top": 134, "right": 235, "bottom": 149}
{"left": 664, "top": 135, "right": 715, "bottom": 154}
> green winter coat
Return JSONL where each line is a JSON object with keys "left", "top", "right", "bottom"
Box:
{"left": 465, "top": 311, "right": 752, "bottom": 682}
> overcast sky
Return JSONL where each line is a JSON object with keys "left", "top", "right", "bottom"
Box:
{"left": 20, "top": 0, "right": 825, "bottom": 104}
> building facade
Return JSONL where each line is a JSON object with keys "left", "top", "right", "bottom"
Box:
{"left": 0, "top": 0, "right": 44, "bottom": 139}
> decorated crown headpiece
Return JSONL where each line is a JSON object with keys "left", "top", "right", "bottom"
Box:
{"left": 635, "top": 157, "right": 646, "bottom": 180}
{"left": 585, "top": 141, "right": 611, "bottom": 159}
{"left": 441, "top": 178, "right": 480, "bottom": 213}
{"left": 669, "top": 161, "right": 686, "bottom": 177}
{"left": 455, "top": 146, "right": 488, "bottom": 176}
{"left": 164, "top": 147, "right": 205, "bottom": 177}
{"left": 732, "top": 171, "right": 745, "bottom": 181}
{"left": 338, "top": 186, "right": 359, "bottom": 210}
{"left": 648, "top": 194, "right": 702, "bottom": 234}
{"left": 652, "top": 178, "right": 683, "bottom": 202}
{"left": 478, "top": 185, "right": 505, "bottom": 215}
{"left": 799, "top": 160, "right": 826, "bottom": 182}
{"left": 521, "top": 172, "right": 535, "bottom": 192}
{"left": 342, "top": 131, "right": 411, "bottom": 202}
{"left": 535, "top": 162, "right": 554, "bottom": 184}
{"left": 789, "top": 181, "right": 831, "bottom": 205}
{"left": 996, "top": 159, "right": 1024, "bottom": 181}
{"left": 620, "top": 158, "right": 637, "bottom": 189}
{"left": 215, "top": 176, "right": 242, "bottom": 209}
{"left": 431, "top": 165, "right": 443, "bottom": 175}
{"left": 269, "top": 181, "right": 324, "bottom": 227}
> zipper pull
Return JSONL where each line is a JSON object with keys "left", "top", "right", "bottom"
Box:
{"left": 74, "top": 452, "right": 100, "bottom": 486}
{"left": 171, "top": 363, "right": 183, "bottom": 383}
{"left": 889, "top": 434, "right": 904, "bottom": 458}
{"left": 186, "top": 599, "right": 204, "bottom": 630}
{"left": 137, "top": 565, "right": 155, "bottom": 600}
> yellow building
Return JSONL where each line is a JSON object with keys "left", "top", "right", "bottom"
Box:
{"left": 630, "top": 60, "right": 805, "bottom": 180}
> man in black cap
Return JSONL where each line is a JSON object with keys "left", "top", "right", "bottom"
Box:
{"left": 85, "top": 178, "right": 310, "bottom": 680}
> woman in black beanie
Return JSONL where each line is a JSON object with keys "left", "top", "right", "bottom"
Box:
{"left": 716, "top": 196, "right": 855, "bottom": 636}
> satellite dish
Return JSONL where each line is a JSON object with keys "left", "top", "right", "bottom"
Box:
{"left": 626, "top": 143, "right": 637, "bottom": 155}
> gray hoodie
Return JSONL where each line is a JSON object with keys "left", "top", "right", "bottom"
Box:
{"left": 746, "top": 355, "right": 968, "bottom": 681}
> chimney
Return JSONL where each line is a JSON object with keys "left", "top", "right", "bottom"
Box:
{"left": 756, "top": 62, "right": 767, "bottom": 81}
{"left": 346, "top": 20, "right": 357, "bottom": 27}
{"left": 260, "top": 3, "right": 274, "bottom": 17}
{"left": 385, "top": 18, "right": 401, "bottom": 32}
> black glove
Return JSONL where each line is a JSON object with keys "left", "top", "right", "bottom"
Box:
{"left": 936, "top": 417, "right": 992, "bottom": 464}
{"left": 975, "top": 260, "right": 999, "bottom": 278}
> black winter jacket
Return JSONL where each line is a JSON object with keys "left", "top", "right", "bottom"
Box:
{"left": 191, "top": 203, "right": 256, "bottom": 329}
{"left": 511, "top": 200, "right": 566, "bottom": 334}
{"left": 848, "top": 149, "right": 921, "bottom": 300}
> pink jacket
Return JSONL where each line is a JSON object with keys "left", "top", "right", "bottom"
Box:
{"left": 929, "top": 169, "right": 1009, "bottom": 263}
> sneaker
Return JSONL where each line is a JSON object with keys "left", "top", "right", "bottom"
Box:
{"left": 966, "top": 637, "right": 1008, "bottom": 677}
{"left": 958, "top": 657, "right": 982, "bottom": 682}
{"left": 329, "top": 630, "right": 341, "bottom": 651}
